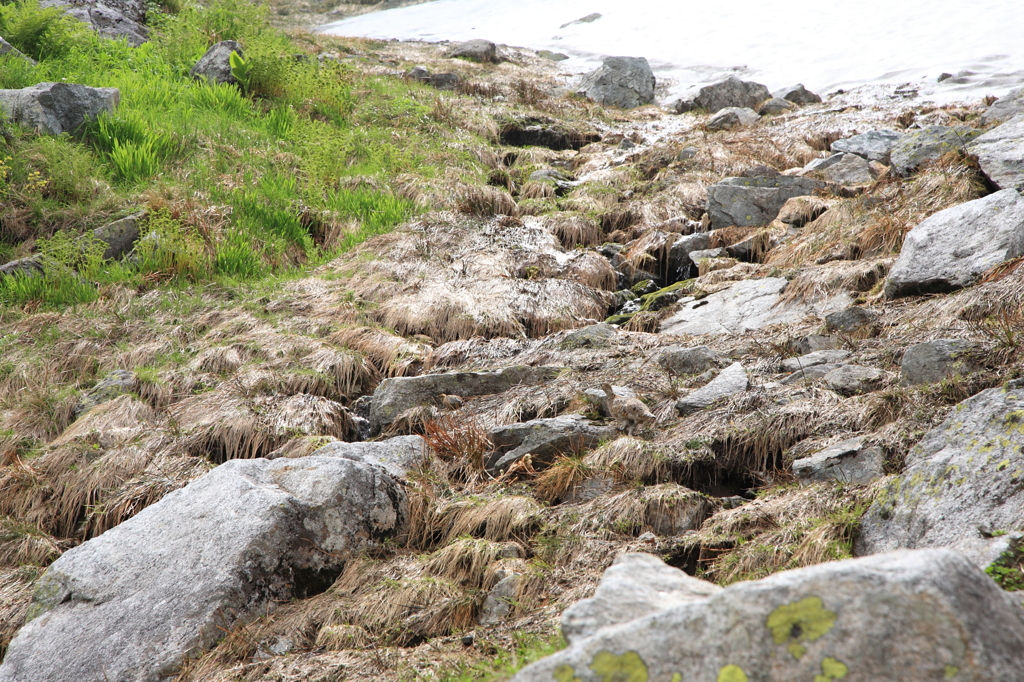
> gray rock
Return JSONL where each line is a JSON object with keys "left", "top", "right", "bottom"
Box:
{"left": 479, "top": 574, "right": 520, "bottom": 625}
{"left": 900, "top": 339, "right": 979, "bottom": 386}
{"left": 807, "top": 153, "right": 874, "bottom": 185}
{"left": 773, "top": 83, "right": 821, "bottom": 105}
{"left": 92, "top": 212, "right": 144, "bottom": 261}
{"left": 0, "top": 82, "right": 119, "bottom": 136}
{"left": 305, "top": 435, "right": 427, "bottom": 480}
{"left": 676, "top": 146, "right": 698, "bottom": 160}
{"left": 0, "top": 456, "right": 406, "bottom": 682}
{"left": 706, "top": 106, "right": 759, "bottom": 131}
{"left": 561, "top": 323, "right": 617, "bottom": 349}
{"left": 560, "top": 12, "right": 601, "bottom": 28}
{"left": 511, "top": 549, "right": 1024, "bottom": 682}
{"left": 583, "top": 385, "right": 637, "bottom": 418}
{"left": 686, "top": 247, "right": 728, "bottom": 262}
{"left": 777, "top": 196, "right": 828, "bottom": 227}
{"left": 661, "top": 277, "right": 844, "bottom": 336}
{"left": 969, "top": 113, "right": 1024, "bottom": 190}
{"left": 830, "top": 130, "right": 903, "bottom": 164}
{"left": 857, "top": 380, "right": 1024, "bottom": 555}
{"left": 0, "top": 256, "right": 45, "bottom": 279}
{"left": 890, "top": 125, "right": 982, "bottom": 174}
{"left": 74, "top": 370, "right": 134, "bottom": 418}
{"left": 884, "top": 188, "right": 1024, "bottom": 298}
{"left": 824, "top": 306, "right": 876, "bottom": 333}
{"left": 427, "top": 73, "right": 460, "bottom": 90}
{"left": 530, "top": 168, "right": 579, "bottom": 194}
{"left": 676, "top": 362, "right": 747, "bottom": 415}
{"left": 537, "top": 50, "right": 569, "bottom": 62}
{"left": 779, "top": 362, "right": 843, "bottom": 385}
{"left": 405, "top": 65, "right": 430, "bottom": 81}
{"left": 982, "top": 86, "right": 1024, "bottom": 126}
{"left": 792, "top": 436, "right": 884, "bottom": 484}
{"left": 800, "top": 153, "right": 846, "bottom": 175}
{"left": 190, "top": 40, "right": 243, "bottom": 85}
{"left": 791, "top": 334, "right": 839, "bottom": 355}
{"left": 560, "top": 553, "right": 720, "bottom": 645}
{"left": 666, "top": 232, "right": 710, "bottom": 280}
{"left": 370, "top": 365, "right": 560, "bottom": 432}
{"left": 822, "top": 364, "right": 886, "bottom": 395}
{"left": 656, "top": 345, "right": 722, "bottom": 376}
{"left": 781, "top": 350, "right": 851, "bottom": 373}
{"left": 576, "top": 56, "right": 655, "bottom": 109}
{"left": 446, "top": 39, "right": 497, "bottom": 63}
{"left": 487, "top": 414, "right": 616, "bottom": 473}
{"left": 706, "top": 176, "right": 825, "bottom": 230}
{"left": 756, "top": 97, "right": 796, "bottom": 115}
{"left": 79, "top": 1, "right": 147, "bottom": 45}
{"left": 0, "top": 37, "right": 36, "bottom": 64}
{"left": 673, "top": 76, "right": 771, "bottom": 114}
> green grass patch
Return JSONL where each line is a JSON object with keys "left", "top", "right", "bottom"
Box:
{"left": 435, "top": 633, "right": 565, "bottom": 682}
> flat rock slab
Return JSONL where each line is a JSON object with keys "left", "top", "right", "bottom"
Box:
{"left": 660, "top": 277, "right": 844, "bottom": 336}
{"left": 576, "top": 56, "right": 655, "bottom": 109}
{"left": 676, "top": 362, "right": 747, "bottom": 415}
{"left": 0, "top": 456, "right": 406, "bottom": 682}
{"left": 706, "top": 176, "right": 825, "bottom": 230}
{"left": 781, "top": 350, "right": 851, "bottom": 373}
{"left": 488, "top": 414, "right": 616, "bottom": 472}
{"left": 512, "top": 549, "right": 1024, "bottom": 682}
{"left": 822, "top": 364, "right": 886, "bottom": 395}
{"left": 858, "top": 379, "right": 1024, "bottom": 555}
{"left": 792, "top": 436, "right": 883, "bottom": 484}
{"left": 830, "top": 129, "right": 903, "bottom": 164}
{"left": 0, "top": 82, "right": 119, "bottom": 135}
{"left": 891, "top": 125, "right": 982, "bottom": 174}
{"left": 970, "top": 113, "right": 1024, "bottom": 190}
{"left": 780, "top": 362, "right": 842, "bottom": 385}
{"left": 807, "top": 153, "right": 874, "bottom": 185}
{"left": 305, "top": 435, "right": 427, "bottom": 480}
{"left": 561, "top": 553, "right": 721, "bottom": 645}
{"left": 900, "top": 339, "right": 978, "bottom": 386}
{"left": 445, "top": 39, "right": 497, "bottom": 63}
{"left": 369, "top": 365, "right": 560, "bottom": 432}
{"left": 884, "top": 188, "right": 1024, "bottom": 298}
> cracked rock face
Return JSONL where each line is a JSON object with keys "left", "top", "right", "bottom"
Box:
{"left": 0, "top": 456, "right": 407, "bottom": 682}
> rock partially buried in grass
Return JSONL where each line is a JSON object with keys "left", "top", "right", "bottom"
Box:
{"left": 511, "top": 549, "right": 1024, "bottom": 681}
{"left": 890, "top": 125, "right": 982, "bottom": 175}
{"left": 900, "top": 339, "right": 979, "bottom": 386}
{"left": 576, "top": 56, "right": 655, "bottom": 109}
{"left": 0, "top": 82, "right": 119, "bottom": 136}
{"left": 756, "top": 96, "right": 796, "bottom": 115}
{"left": 792, "top": 436, "right": 883, "bottom": 484}
{"left": 0, "top": 36, "right": 35, "bottom": 64}
{"left": 675, "top": 362, "right": 747, "bottom": 415}
{"left": 190, "top": 40, "right": 243, "bottom": 85}
{"left": 0, "top": 456, "right": 407, "bottom": 682}
{"left": 656, "top": 345, "right": 722, "bottom": 376}
{"left": 487, "top": 414, "right": 617, "bottom": 473}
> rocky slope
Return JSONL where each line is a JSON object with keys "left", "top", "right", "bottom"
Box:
{"left": 2, "top": 12, "right": 1024, "bottom": 681}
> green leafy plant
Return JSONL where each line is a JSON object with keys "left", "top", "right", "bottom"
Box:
{"left": 228, "top": 50, "right": 250, "bottom": 91}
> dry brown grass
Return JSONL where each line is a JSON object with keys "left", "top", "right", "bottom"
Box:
{"left": 457, "top": 186, "right": 519, "bottom": 217}
{"left": 570, "top": 483, "right": 718, "bottom": 538}
{"left": 544, "top": 214, "right": 604, "bottom": 249}
{"left": 331, "top": 326, "right": 430, "bottom": 378}
{"left": 534, "top": 454, "right": 593, "bottom": 503}
{"left": 583, "top": 437, "right": 672, "bottom": 484}
{"left": 423, "top": 415, "right": 492, "bottom": 479}
{"left": 778, "top": 259, "right": 892, "bottom": 304}
{"left": 0, "top": 517, "right": 68, "bottom": 567}
{"left": 0, "top": 568, "right": 38, "bottom": 660}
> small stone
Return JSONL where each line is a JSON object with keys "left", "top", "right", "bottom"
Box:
{"left": 900, "top": 339, "right": 978, "bottom": 386}
{"left": 673, "top": 76, "right": 771, "bottom": 114}
{"left": 791, "top": 334, "right": 839, "bottom": 354}
{"left": 822, "top": 364, "right": 887, "bottom": 395}
{"left": 656, "top": 345, "right": 722, "bottom": 376}
{"left": 756, "top": 97, "right": 795, "bottom": 115}
{"left": 781, "top": 350, "right": 851, "bottom": 373}
{"left": 825, "top": 306, "right": 876, "bottom": 333}
{"left": 706, "top": 106, "right": 759, "bottom": 131}
{"left": 537, "top": 50, "right": 569, "bottom": 61}
{"left": 937, "top": 72, "right": 953, "bottom": 82}
{"left": 676, "top": 146, "right": 698, "bottom": 161}
{"left": 190, "top": 41, "right": 242, "bottom": 85}
{"left": 405, "top": 65, "right": 430, "bottom": 81}
{"left": 576, "top": 56, "right": 656, "bottom": 109}
{"left": 792, "top": 436, "right": 884, "bottom": 484}
{"left": 773, "top": 83, "right": 821, "bottom": 105}
{"left": 637, "top": 531, "right": 657, "bottom": 542}
{"left": 830, "top": 130, "right": 904, "bottom": 165}
{"left": 461, "top": 633, "right": 475, "bottom": 646}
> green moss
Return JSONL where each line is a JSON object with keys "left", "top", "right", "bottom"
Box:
{"left": 554, "top": 665, "right": 581, "bottom": 682}
{"left": 588, "top": 651, "right": 648, "bottom": 682}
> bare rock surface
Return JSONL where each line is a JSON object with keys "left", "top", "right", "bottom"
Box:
{"left": 822, "top": 364, "right": 886, "bottom": 395}
{"left": 488, "top": 414, "right": 616, "bottom": 473}
{"left": 560, "top": 553, "right": 721, "bottom": 645}
{"left": 305, "top": 435, "right": 427, "bottom": 479}
{"left": 706, "top": 176, "right": 825, "bottom": 229}
{"left": 576, "top": 56, "right": 655, "bottom": 109}
{"left": 884, "top": 188, "right": 1024, "bottom": 298}
{"left": 970, "top": 113, "right": 1024, "bottom": 190}
{"left": 890, "top": 125, "right": 982, "bottom": 174}
{"left": 773, "top": 83, "right": 821, "bottom": 105}
{"left": 781, "top": 350, "right": 851, "bottom": 373}
{"left": 830, "top": 129, "right": 903, "bottom": 164}
{"left": 190, "top": 40, "right": 243, "bottom": 84}
{"left": 675, "top": 362, "right": 747, "bottom": 415}
{"left": 0, "top": 82, "right": 119, "bottom": 135}
{"left": 513, "top": 549, "right": 1024, "bottom": 682}
{"left": 0, "top": 456, "right": 407, "bottom": 682}
{"left": 982, "top": 86, "right": 1024, "bottom": 125}
{"left": 900, "top": 339, "right": 979, "bottom": 386}
{"left": 706, "top": 106, "right": 759, "bottom": 130}
{"left": 445, "top": 38, "right": 497, "bottom": 63}
{"left": 673, "top": 76, "right": 771, "bottom": 114}
{"left": 792, "top": 436, "right": 883, "bottom": 484}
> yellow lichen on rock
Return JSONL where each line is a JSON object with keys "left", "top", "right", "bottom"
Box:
{"left": 717, "top": 665, "right": 749, "bottom": 682}
{"left": 765, "top": 596, "right": 837, "bottom": 660}
{"left": 588, "top": 651, "right": 648, "bottom": 682}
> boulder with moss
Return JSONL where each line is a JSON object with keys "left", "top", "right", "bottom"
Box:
{"left": 512, "top": 549, "right": 1024, "bottom": 682}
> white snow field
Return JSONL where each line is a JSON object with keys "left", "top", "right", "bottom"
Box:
{"left": 318, "top": 0, "right": 1024, "bottom": 104}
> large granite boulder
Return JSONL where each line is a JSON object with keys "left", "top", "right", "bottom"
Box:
{"left": 706, "top": 176, "right": 825, "bottom": 230}
{"left": 675, "top": 362, "right": 748, "bottom": 415}
{"left": 576, "top": 56, "right": 655, "bottom": 109}
{"left": 857, "top": 379, "right": 1024, "bottom": 555}
{"left": 303, "top": 435, "right": 427, "bottom": 479}
{"left": 890, "top": 125, "right": 983, "bottom": 175}
{"left": 830, "top": 129, "right": 903, "bottom": 164}
{"left": 884, "top": 188, "right": 1024, "bottom": 298}
{"left": 190, "top": 40, "right": 243, "bottom": 85}
{"left": 981, "top": 86, "right": 1024, "bottom": 125}
{"left": 369, "top": 365, "right": 560, "bottom": 432}
{"left": 487, "top": 414, "right": 616, "bottom": 473}
{"left": 969, "top": 113, "right": 1024, "bottom": 190}
{"left": 0, "top": 82, "right": 119, "bottom": 135}
{"left": 673, "top": 76, "right": 771, "bottom": 114}
{"left": 0, "top": 456, "right": 407, "bottom": 682}
{"left": 512, "top": 549, "right": 1024, "bottom": 682}
{"left": 560, "top": 553, "right": 721, "bottom": 645}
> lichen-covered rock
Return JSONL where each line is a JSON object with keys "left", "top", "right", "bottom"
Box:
{"left": 560, "top": 553, "right": 721, "bottom": 645}
{"left": 369, "top": 365, "right": 560, "bottom": 432}
{"left": 900, "top": 339, "right": 979, "bottom": 386}
{"left": 576, "top": 56, "right": 655, "bottom": 109}
{"left": 890, "top": 125, "right": 982, "bottom": 174}
{"left": 190, "top": 40, "right": 243, "bottom": 84}
{"left": 512, "top": 549, "right": 1024, "bottom": 682}
{"left": 706, "top": 176, "right": 825, "bottom": 230}
{"left": 676, "top": 362, "right": 747, "bottom": 415}
{"left": 673, "top": 76, "right": 771, "bottom": 114}
{"left": 884, "top": 188, "right": 1024, "bottom": 298}
{"left": 858, "top": 379, "right": 1024, "bottom": 555}
{"left": 0, "top": 456, "right": 406, "bottom": 682}
{"left": 0, "top": 82, "right": 119, "bottom": 135}
{"left": 830, "top": 129, "right": 903, "bottom": 164}
{"left": 969, "top": 113, "right": 1024, "bottom": 190}
{"left": 706, "top": 106, "right": 759, "bottom": 130}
